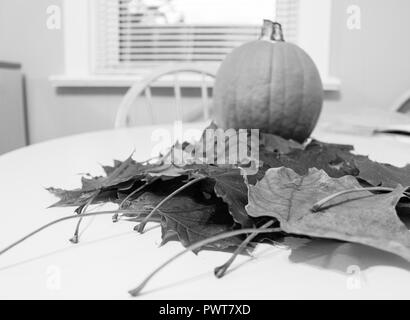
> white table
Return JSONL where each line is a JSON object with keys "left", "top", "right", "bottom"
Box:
{"left": 1, "top": 114, "right": 410, "bottom": 300}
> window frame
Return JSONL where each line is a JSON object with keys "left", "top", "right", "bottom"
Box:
{"left": 50, "top": 0, "right": 340, "bottom": 91}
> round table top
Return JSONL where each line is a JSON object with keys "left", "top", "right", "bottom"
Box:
{"left": 1, "top": 114, "right": 410, "bottom": 300}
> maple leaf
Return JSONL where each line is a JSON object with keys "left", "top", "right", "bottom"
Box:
{"left": 48, "top": 154, "right": 195, "bottom": 208}
{"left": 82, "top": 155, "right": 146, "bottom": 190}
{"left": 260, "top": 133, "right": 303, "bottom": 154}
{"left": 354, "top": 156, "right": 410, "bottom": 188}
{"left": 48, "top": 155, "right": 142, "bottom": 207}
{"left": 102, "top": 159, "right": 126, "bottom": 175}
{"left": 47, "top": 188, "right": 99, "bottom": 208}
{"left": 246, "top": 167, "right": 410, "bottom": 261}
{"left": 259, "top": 140, "right": 358, "bottom": 178}
{"left": 260, "top": 138, "right": 410, "bottom": 189}
{"left": 190, "top": 164, "right": 268, "bottom": 228}
{"left": 189, "top": 122, "right": 260, "bottom": 166}
{"left": 197, "top": 122, "right": 301, "bottom": 158}
{"left": 121, "top": 188, "right": 242, "bottom": 252}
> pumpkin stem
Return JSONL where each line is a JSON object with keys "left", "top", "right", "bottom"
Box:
{"left": 260, "top": 20, "right": 285, "bottom": 42}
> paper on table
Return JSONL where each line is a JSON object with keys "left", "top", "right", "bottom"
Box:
{"left": 316, "top": 121, "right": 410, "bottom": 140}
{"left": 374, "top": 124, "right": 410, "bottom": 136}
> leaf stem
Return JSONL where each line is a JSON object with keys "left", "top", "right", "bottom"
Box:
{"left": 311, "top": 187, "right": 409, "bottom": 212}
{"left": 71, "top": 152, "right": 139, "bottom": 242}
{"left": 128, "top": 226, "right": 281, "bottom": 297}
{"left": 70, "top": 191, "right": 99, "bottom": 244}
{"left": 141, "top": 155, "right": 162, "bottom": 164}
{"left": 113, "top": 182, "right": 151, "bottom": 223}
{"left": 214, "top": 220, "right": 275, "bottom": 279}
{"left": 135, "top": 176, "right": 207, "bottom": 233}
{"left": 0, "top": 209, "right": 147, "bottom": 257}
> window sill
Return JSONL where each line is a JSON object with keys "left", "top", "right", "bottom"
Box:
{"left": 49, "top": 74, "right": 341, "bottom": 91}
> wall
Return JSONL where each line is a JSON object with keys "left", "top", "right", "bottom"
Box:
{"left": 0, "top": 0, "right": 121, "bottom": 144}
{"left": 328, "top": 0, "right": 410, "bottom": 111}
{"left": 0, "top": 0, "right": 410, "bottom": 144}
{"left": 0, "top": 65, "right": 27, "bottom": 154}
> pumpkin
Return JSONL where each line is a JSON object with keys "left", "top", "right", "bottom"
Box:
{"left": 213, "top": 20, "right": 323, "bottom": 143}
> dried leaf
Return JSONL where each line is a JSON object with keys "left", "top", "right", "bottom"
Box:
{"left": 48, "top": 155, "right": 145, "bottom": 207}
{"left": 260, "top": 140, "right": 358, "bottom": 178}
{"left": 194, "top": 165, "right": 268, "bottom": 227}
{"left": 190, "top": 122, "right": 259, "bottom": 165}
{"left": 47, "top": 188, "right": 97, "bottom": 208}
{"left": 355, "top": 156, "right": 410, "bottom": 188}
{"left": 246, "top": 167, "right": 410, "bottom": 261}
{"left": 82, "top": 155, "right": 145, "bottom": 190}
{"left": 260, "top": 133, "right": 303, "bottom": 154}
{"left": 122, "top": 189, "right": 242, "bottom": 252}
{"left": 48, "top": 154, "right": 193, "bottom": 208}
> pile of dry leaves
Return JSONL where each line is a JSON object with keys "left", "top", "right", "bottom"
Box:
{"left": 3, "top": 123, "right": 410, "bottom": 296}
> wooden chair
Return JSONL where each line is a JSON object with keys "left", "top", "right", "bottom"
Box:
{"left": 115, "top": 63, "right": 218, "bottom": 128}
{"left": 391, "top": 90, "right": 410, "bottom": 115}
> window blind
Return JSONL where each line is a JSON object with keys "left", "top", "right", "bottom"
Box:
{"left": 93, "top": 0, "right": 300, "bottom": 74}
{"left": 276, "top": 0, "right": 299, "bottom": 43}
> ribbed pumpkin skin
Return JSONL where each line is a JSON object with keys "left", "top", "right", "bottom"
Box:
{"left": 213, "top": 40, "right": 323, "bottom": 143}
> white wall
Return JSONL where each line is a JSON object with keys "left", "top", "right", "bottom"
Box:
{"left": 0, "top": 0, "right": 119, "bottom": 143}
{"left": 0, "top": 0, "right": 204, "bottom": 143}
{"left": 0, "top": 66, "right": 27, "bottom": 153}
{"left": 0, "top": 0, "right": 409, "bottom": 144}
{"left": 328, "top": 0, "right": 410, "bottom": 112}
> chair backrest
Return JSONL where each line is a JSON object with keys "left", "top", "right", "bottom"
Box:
{"left": 115, "top": 63, "right": 218, "bottom": 128}
{"left": 391, "top": 89, "right": 410, "bottom": 114}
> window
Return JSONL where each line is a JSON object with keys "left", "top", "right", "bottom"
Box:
{"left": 93, "top": 0, "right": 298, "bottom": 73}
{"left": 54, "top": 0, "right": 339, "bottom": 90}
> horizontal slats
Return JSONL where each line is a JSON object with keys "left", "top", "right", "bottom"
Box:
{"left": 117, "top": 40, "right": 249, "bottom": 47}
{"left": 114, "top": 22, "right": 258, "bottom": 64}
{"left": 117, "top": 25, "right": 260, "bottom": 32}
{"left": 93, "top": 0, "right": 299, "bottom": 74}
{"left": 276, "top": 0, "right": 299, "bottom": 43}
{"left": 114, "top": 34, "right": 256, "bottom": 41}
{"left": 118, "top": 47, "right": 235, "bottom": 53}
{"left": 119, "top": 54, "right": 227, "bottom": 61}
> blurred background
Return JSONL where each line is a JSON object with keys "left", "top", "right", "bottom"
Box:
{"left": 0, "top": 0, "right": 409, "bottom": 155}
